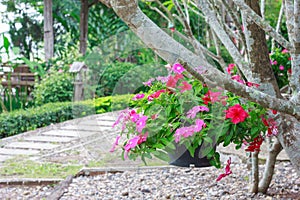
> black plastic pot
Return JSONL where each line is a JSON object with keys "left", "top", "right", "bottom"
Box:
{"left": 168, "top": 143, "right": 212, "bottom": 168}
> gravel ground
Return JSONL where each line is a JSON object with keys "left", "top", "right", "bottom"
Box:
{"left": 0, "top": 161, "right": 299, "bottom": 200}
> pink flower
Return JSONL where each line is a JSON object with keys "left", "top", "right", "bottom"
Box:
{"left": 124, "top": 136, "right": 139, "bottom": 151}
{"left": 231, "top": 75, "right": 245, "bottom": 84}
{"left": 174, "top": 126, "right": 194, "bottom": 143}
{"left": 130, "top": 112, "right": 140, "bottom": 123}
{"left": 143, "top": 78, "right": 154, "bottom": 86}
{"left": 58, "top": 69, "right": 63, "bottom": 73}
{"left": 124, "top": 136, "right": 140, "bottom": 159}
{"left": 132, "top": 93, "right": 145, "bottom": 100}
{"left": 172, "top": 63, "right": 185, "bottom": 74}
{"left": 110, "top": 135, "right": 121, "bottom": 152}
{"left": 186, "top": 106, "right": 209, "bottom": 119}
{"left": 279, "top": 65, "right": 284, "bottom": 71}
{"left": 226, "top": 64, "right": 235, "bottom": 74}
{"left": 225, "top": 104, "right": 249, "bottom": 124}
{"left": 288, "top": 57, "right": 292, "bottom": 61}
{"left": 246, "top": 82, "right": 260, "bottom": 88}
{"left": 216, "top": 158, "right": 232, "bottom": 181}
{"left": 193, "top": 119, "right": 206, "bottom": 132}
{"left": 178, "top": 81, "right": 192, "bottom": 93}
{"left": 136, "top": 115, "right": 148, "bottom": 133}
{"left": 270, "top": 60, "right": 278, "bottom": 65}
{"left": 282, "top": 49, "right": 289, "bottom": 54}
{"left": 156, "top": 76, "right": 169, "bottom": 83}
{"left": 174, "top": 119, "right": 205, "bottom": 142}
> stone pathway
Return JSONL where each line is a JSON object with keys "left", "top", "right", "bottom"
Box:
{"left": 0, "top": 112, "right": 123, "bottom": 166}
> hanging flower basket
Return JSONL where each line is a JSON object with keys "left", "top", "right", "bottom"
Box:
{"left": 168, "top": 142, "right": 213, "bottom": 167}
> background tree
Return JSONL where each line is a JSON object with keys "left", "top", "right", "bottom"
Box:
{"left": 44, "top": 0, "right": 53, "bottom": 61}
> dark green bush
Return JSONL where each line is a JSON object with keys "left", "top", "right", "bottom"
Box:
{"left": 96, "top": 62, "right": 168, "bottom": 97}
{"left": 33, "top": 71, "right": 74, "bottom": 105}
{"left": 96, "top": 62, "right": 136, "bottom": 97}
{"left": 0, "top": 94, "right": 132, "bottom": 139}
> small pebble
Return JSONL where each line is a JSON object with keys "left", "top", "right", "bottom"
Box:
{"left": 0, "top": 161, "right": 298, "bottom": 199}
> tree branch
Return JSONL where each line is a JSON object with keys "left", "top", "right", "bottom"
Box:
{"left": 172, "top": 0, "right": 207, "bottom": 59}
{"left": 232, "top": 0, "right": 293, "bottom": 51}
{"left": 271, "top": 1, "right": 285, "bottom": 51}
{"left": 197, "top": 0, "right": 252, "bottom": 80}
{"left": 258, "top": 138, "right": 283, "bottom": 193}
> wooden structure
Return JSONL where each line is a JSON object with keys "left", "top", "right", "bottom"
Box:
{"left": 0, "top": 65, "right": 36, "bottom": 87}
{"left": 0, "top": 64, "right": 38, "bottom": 103}
{"left": 69, "top": 62, "right": 88, "bottom": 101}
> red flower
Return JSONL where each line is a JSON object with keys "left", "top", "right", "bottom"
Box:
{"left": 225, "top": 104, "right": 249, "bottom": 124}
{"left": 166, "top": 75, "right": 178, "bottom": 88}
{"left": 216, "top": 157, "right": 232, "bottom": 181}
{"left": 147, "top": 89, "right": 166, "bottom": 101}
{"left": 226, "top": 64, "right": 235, "bottom": 74}
{"left": 245, "top": 135, "right": 263, "bottom": 152}
{"left": 178, "top": 81, "right": 192, "bottom": 93}
{"left": 202, "top": 90, "right": 222, "bottom": 105}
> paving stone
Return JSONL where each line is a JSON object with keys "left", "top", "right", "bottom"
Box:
{"left": 78, "top": 120, "right": 114, "bottom": 127}
{"left": 0, "top": 148, "right": 39, "bottom": 155}
{"left": 41, "top": 130, "right": 90, "bottom": 138}
{"left": 96, "top": 116, "right": 117, "bottom": 121}
{"left": 0, "top": 155, "right": 13, "bottom": 162}
{"left": 41, "top": 130, "right": 85, "bottom": 138}
{"left": 60, "top": 125, "right": 111, "bottom": 132}
{"left": 5, "top": 142, "right": 59, "bottom": 150}
{"left": 24, "top": 136, "right": 75, "bottom": 143}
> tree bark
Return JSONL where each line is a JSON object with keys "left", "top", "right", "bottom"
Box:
{"left": 258, "top": 138, "right": 283, "bottom": 193}
{"left": 242, "top": 0, "right": 281, "bottom": 97}
{"left": 250, "top": 151, "right": 259, "bottom": 193}
{"left": 80, "top": 0, "right": 89, "bottom": 55}
{"left": 44, "top": 0, "right": 54, "bottom": 61}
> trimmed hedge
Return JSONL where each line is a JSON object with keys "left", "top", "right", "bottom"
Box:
{"left": 0, "top": 95, "right": 133, "bottom": 139}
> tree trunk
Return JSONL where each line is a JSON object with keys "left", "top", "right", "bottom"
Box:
{"left": 258, "top": 138, "right": 283, "bottom": 193}
{"left": 44, "top": 0, "right": 54, "bottom": 61}
{"left": 243, "top": 0, "right": 281, "bottom": 97}
{"left": 80, "top": 0, "right": 89, "bottom": 55}
{"left": 250, "top": 151, "right": 259, "bottom": 193}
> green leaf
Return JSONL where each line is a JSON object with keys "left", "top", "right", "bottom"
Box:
{"left": 250, "top": 127, "right": 260, "bottom": 136}
{"left": 3, "top": 34, "right": 10, "bottom": 53}
{"left": 152, "top": 150, "right": 170, "bottom": 162}
{"left": 223, "top": 128, "right": 234, "bottom": 147}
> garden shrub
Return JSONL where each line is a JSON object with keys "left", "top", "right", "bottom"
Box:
{"left": 96, "top": 61, "right": 168, "bottom": 97}
{"left": 0, "top": 94, "right": 132, "bottom": 139}
{"left": 33, "top": 70, "right": 74, "bottom": 105}
{"left": 269, "top": 48, "right": 291, "bottom": 88}
{"left": 96, "top": 62, "right": 137, "bottom": 97}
